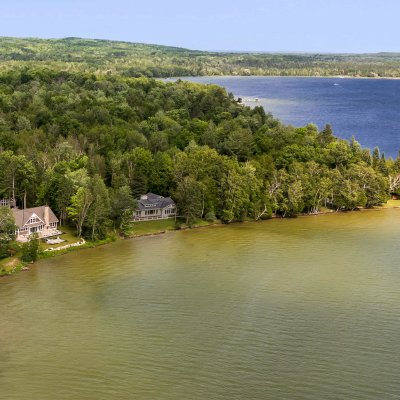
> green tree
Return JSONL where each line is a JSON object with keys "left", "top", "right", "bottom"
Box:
{"left": 0, "top": 207, "right": 17, "bottom": 258}
{"left": 174, "top": 176, "right": 205, "bottom": 226}
{"left": 67, "top": 187, "right": 93, "bottom": 237}
{"left": 0, "top": 151, "right": 36, "bottom": 205}
{"left": 110, "top": 185, "right": 136, "bottom": 226}
{"left": 21, "top": 233, "right": 40, "bottom": 262}
{"left": 318, "top": 123, "right": 334, "bottom": 145}
{"left": 120, "top": 209, "right": 135, "bottom": 237}
{"left": 219, "top": 160, "right": 259, "bottom": 223}
{"left": 324, "top": 141, "right": 352, "bottom": 168}
{"left": 123, "top": 147, "right": 153, "bottom": 197}
{"left": 87, "top": 175, "right": 111, "bottom": 240}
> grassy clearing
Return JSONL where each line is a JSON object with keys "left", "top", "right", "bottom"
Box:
{"left": 381, "top": 200, "right": 400, "bottom": 208}
{"left": 129, "top": 218, "right": 178, "bottom": 236}
{"left": 0, "top": 257, "right": 26, "bottom": 276}
{"left": 129, "top": 218, "right": 221, "bottom": 237}
{"left": 189, "top": 219, "right": 221, "bottom": 228}
{"left": 38, "top": 235, "right": 117, "bottom": 260}
{"left": 39, "top": 225, "right": 81, "bottom": 251}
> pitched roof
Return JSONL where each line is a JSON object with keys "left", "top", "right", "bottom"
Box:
{"left": 12, "top": 206, "right": 59, "bottom": 229}
{"left": 137, "top": 193, "right": 175, "bottom": 211}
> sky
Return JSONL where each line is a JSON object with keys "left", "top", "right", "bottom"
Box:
{"left": 1, "top": 0, "right": 399, "bottom": 53}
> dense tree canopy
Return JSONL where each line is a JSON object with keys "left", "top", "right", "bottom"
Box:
{"left": 2, "top": 37, "right": 400, "bottom": 78}
{"left": 0, "top": 68, "right": 395, "bottom": 239}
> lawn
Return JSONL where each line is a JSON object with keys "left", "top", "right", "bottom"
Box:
{"left": 0, "top": 257, "right": 23, "bottom": 276}
{"left": 130, "top": 218, "right": 178, "bottom": 236}
{"left": 381, "top": 199, "right": 400, "bottom": 208}
{"left": 40, "top": 225, "right": 81, "bottom": 251}
{"left": 130, "top": 218, "right": 220, "bottom": 237}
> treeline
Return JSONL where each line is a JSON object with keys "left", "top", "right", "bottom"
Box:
{"left": 2, "top": 37, "right": 400, "bottom": 78}
{"left": 0, "top": 69, "right": 399, "bottom": 239}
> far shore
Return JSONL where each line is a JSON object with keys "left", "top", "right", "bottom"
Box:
{"left": 167, "top": 75, "right": 400, "bottom": 81}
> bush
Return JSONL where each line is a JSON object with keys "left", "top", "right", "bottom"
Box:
{"left": 21, "top": 233, "right": 40, "bottom": 262}
{"left": 205, "top": 211, "right": 216, "bottom": 222}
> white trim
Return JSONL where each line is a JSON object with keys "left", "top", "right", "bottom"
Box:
{"left": 24, "top": 213, "right": 45, "bottom": 226}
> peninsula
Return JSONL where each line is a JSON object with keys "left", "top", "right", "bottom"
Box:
{"left": 1, "top": 37, "right": 400, "bottom": 275}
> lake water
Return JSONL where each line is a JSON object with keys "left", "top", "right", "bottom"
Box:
{"left": 1, "top": 210, "right": 400, "bottom": 399}
{"left": 180, "top": 76, "right": 400, "bottom": 158}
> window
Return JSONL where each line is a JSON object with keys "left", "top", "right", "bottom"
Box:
{"left": 28, "top": 216, "right": 39, "bottom": 224}
{"left": 145, "top": 209, "right": 158, "bottom": 215}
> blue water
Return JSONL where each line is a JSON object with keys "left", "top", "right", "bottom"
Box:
{"left": 181, "top": 76, "right": 400, "bottom": 158}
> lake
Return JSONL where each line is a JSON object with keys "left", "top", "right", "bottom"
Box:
{"left": 1, "top": 210, "right": 400, "bottom": 399}
{"left": 179, "top": 76, "right": 400, "bottom": 158}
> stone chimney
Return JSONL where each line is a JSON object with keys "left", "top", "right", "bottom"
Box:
{"left": 44, "top": 206, "right": 50, "bottom": 228}
{"left": 140, "top": 195, "right": 148, "bottom": 200}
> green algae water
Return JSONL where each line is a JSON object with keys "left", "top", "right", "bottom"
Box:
{"left": 1, "top": 210, "right": 400, "bottom": 399}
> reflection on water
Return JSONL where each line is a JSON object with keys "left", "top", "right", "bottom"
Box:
{"left": 1, "top": 210, "right": 400, "bottom": 399}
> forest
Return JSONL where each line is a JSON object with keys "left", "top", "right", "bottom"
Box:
{"left": 0, "top": 66, "right": 399, "bottom": 250}
{"left": 0, "top": 36, "right": 400, "bottom": 262}
{"left": 2, "top": 37, "right": 400, "bottom": 78}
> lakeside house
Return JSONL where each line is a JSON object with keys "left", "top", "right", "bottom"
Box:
{"left": 0, "top": 198, "right": 10, "bottom": 207}
{"left": 12, "top": 206, "right": 60, "bottom": 242}
{"left": 0, "top": 198, "right": 16, "bottom": 208}
{"left": 134, "top": 193, "right": 176, "bottom": 221}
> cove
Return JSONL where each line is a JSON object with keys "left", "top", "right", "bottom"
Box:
{"left": 1, "top": 209, "right": 400, "bottom": 399}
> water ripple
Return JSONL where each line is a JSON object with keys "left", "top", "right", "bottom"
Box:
{"left": 1, "top": 210, "right": 400, "bottom": 399}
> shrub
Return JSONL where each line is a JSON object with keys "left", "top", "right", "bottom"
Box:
{"left": 205, "top": 211, "right": 216, "bottom": 222}
{"left": 21, "top": 233, "right": 40, "bottom": 262}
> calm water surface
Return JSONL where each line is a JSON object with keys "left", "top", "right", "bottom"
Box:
{"left": 1, "top": 210, "right": 400, "bottom": 399}
{"left": 181, "top": 76, "right": 400, "bottom": 158}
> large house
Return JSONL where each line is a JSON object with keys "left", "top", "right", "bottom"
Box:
{"left": 0, "top": 198, "right": 10, "bottom": 207}
{"left": 0, "top": 198, "right": 16, "bottom": 208}
{"left": 134, "top": 193, "right": 176, "bottom": 221}
{"left": 12, "top": 206, "right": 60, "bottom": 241}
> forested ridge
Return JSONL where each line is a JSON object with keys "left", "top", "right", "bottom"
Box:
{"left": 2, "top": 37, "right": 400, "bottom": 78}
{"left": 0, "top": 67, "right": 399, "bottom": 244}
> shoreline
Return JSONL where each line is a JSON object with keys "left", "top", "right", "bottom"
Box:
{"left": 170, "top": 75, "right": 400, "bottom": 81}
{"left": 2, "top": 203, "right": 400, "bottom": 279}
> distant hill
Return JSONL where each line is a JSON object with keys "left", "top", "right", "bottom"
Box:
{"left": 2, "top": 36, "right": 400, "bottom": 78}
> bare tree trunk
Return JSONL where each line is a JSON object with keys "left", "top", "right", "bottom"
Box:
{"left": 77, "top": 195, "right": 92, "bottom": 238}
{"left": 389, "top": 174, "right": 400, "bottom": 193}
{"left": 91, "top": 210, "right": 97, "bottom": 241}
{"left": 12, "top": 175, "right": 15, "bottom": 205}
{"left": 256, "top": 204, "right": 268, "bottom": 221}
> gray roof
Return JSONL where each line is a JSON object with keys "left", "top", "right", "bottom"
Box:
{"left": 12, "top": 206, "right": 59, "bottom": 229}
{"left": 137, "top": 193, "right": 175, "bottom": 211}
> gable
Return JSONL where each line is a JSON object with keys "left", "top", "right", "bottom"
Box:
{"left": 23, "top": 213, "right": 44, "bottom": 227}
{"left": 12, "top": 206, "right": 59, "bottom": 229}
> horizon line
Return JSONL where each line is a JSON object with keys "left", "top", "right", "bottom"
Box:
{"left": 1, "top": 35, "right": 399, "bottom": 56}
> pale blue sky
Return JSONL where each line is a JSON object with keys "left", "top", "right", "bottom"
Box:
{"left": 1, "top": 0, "right": 398, "bottom": 52}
